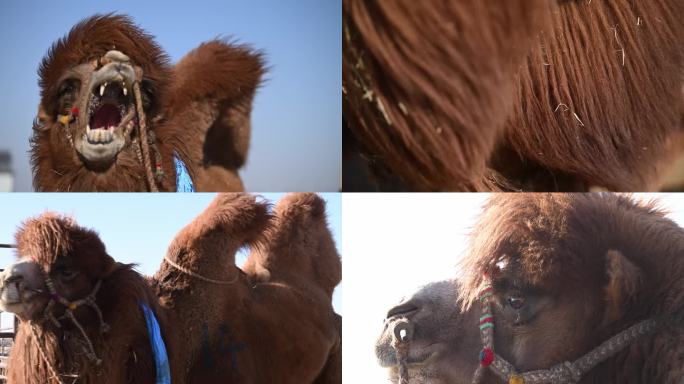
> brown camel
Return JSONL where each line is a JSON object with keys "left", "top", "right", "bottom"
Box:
{"left": 343, "top": 0, "right": 684, "bottom": 192}
{"left": 376, "top": 194, "right": 684, "bottom": 383}
{"left": 0, "top": 193, "right": 341, "bottom": 383}
{"left": 32, "top": 14, "right": 263, "bottom": 191}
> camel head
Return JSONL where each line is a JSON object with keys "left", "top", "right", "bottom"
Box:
{"left": 375, "top": 280, "right": 480, "bottom": 384}
{"left": 378, "top": 194, "right": 684, "bottom": 383}
{"left": 32, "top": 14, "right": 170, "bottom": 189}
{"left": 0, "top": 213, "right": 115, "bottom": 323}
{"left": 0, "top": 212, "right": 171, "bottom": 383}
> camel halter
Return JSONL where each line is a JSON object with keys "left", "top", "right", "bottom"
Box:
{"left": 471, "top": 276, "right": 659, "bottom": 384}
{"left": 52, "top": 51, "right": 163, "bottom": 192}
{"left": 27, "top": 273, "right": 109, "bottom": 384}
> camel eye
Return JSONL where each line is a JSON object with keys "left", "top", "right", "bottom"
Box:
{"left": 57, "top": 268, "right": 79, "bottom": 282}
{"left": 58, "top": 79, "right": 80, "bottom": 97}
{"left": 507, "top": 296, "right": 525, "bottom": 310}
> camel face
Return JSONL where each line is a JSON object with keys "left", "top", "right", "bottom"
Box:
{"left": 0, "top": 213, "right": 114, "bottom": 322}
{"left": 375, "top": 280, "right": 480, "bottom": 384}
{"left": 35, "top": 15, "right": 168, "bottom": 173}
{"left": 476, "top": 263, "right": 606, "bottom": 372}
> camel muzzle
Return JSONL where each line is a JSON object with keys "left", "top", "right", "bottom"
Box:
{"left": 0, "top": 260, "right": 47, "bottom": 319}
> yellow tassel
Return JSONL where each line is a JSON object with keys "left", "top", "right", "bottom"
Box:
{"left": 58, "top": 115, "right": 71, "bottom": 125}
{"left": 509, "top": 375, "right": 524, "bottom": 384}
{"left": 68, "top": 303, "right": 77, "bottom": 311}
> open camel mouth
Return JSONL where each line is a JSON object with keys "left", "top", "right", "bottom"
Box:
{"left": 74, "top": 50, "right": 138, "bottom": 167}
{"left": 86, "top": 80, "right": 133, "bottom": 144}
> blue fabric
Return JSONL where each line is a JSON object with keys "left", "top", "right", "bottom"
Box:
{"left": 174, "top": 153, "right": 195, "bottom": 192}
{"left": 140, "top": 303, "right": 172, "bottom": 384}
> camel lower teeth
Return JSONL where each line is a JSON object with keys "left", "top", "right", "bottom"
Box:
{"left": 87, "top": 129, "right": 114, "bottom": 143}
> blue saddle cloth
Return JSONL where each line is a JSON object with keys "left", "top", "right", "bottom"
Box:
{"left": 174, "top": 154, "right": 195, "bottom": 192}
{"left": 140, "top": 303, "right": 172, "bottom": 384}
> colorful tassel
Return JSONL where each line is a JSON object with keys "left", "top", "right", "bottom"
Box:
{"left": 479, "top": 348, "right": 494, "bottom": 367}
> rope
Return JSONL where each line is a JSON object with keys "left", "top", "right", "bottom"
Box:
{"left": 163, "top": 256, "right": 239, "bottom": 285}
{"left": 132, "top": 78, "right": 159, "bottom": 192}
{"left": 391, "top": 319, "right": 412, "bottom": 384}
{"left": 394, "top": 341, "right": 409, "bottom": 384}
{"left": 44, "top": 278, "right": 107, "bottom": 366}
{"left": 30, "top": 323, "right": 67, "bottom": 384}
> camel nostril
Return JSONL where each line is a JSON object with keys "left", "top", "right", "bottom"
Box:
{"left": 386, "top": 301, "right": 419, "bottom": 320}
{"left": 392, "top": 319, "right": 414, "bottom": 343}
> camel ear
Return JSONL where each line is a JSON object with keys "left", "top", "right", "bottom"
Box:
{"left": 603, "top": 249, "right": 642, "bottom": 324}
{"left": 33, "top": 104, "right": 51, "bottom": 131}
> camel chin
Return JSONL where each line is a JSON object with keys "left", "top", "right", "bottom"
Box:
{"left": 74, "top": 134, "right": 126, "bottom": 168}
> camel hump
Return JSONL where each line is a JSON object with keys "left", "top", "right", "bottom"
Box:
{"left": 158, "top": 194, "right": 272, "bottom": 285}
{"left": 247, "top": 193, "right": 341, "bottom": 298}
{"left": 183, "top": 193, "right": 270, "bottom": 246}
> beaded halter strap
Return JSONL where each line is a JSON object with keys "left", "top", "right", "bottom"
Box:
{"left": 472, "top": 275, "right": 659, "bottom": 384}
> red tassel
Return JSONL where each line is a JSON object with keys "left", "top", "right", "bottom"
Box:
{"left": 479, "top": 348, "right": 494, "bottom": 366}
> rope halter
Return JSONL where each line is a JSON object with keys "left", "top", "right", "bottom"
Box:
{"left": 472, "top": 275, "right": 658, "bottom": 384}
{"left": 42, "top": 275, "right": 110, "bottom": 366}
{"left": 26, "top": 268, "right": 114, "bottom": 384}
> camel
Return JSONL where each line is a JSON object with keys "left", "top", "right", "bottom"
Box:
{"left": 376, "top": 194, "right": 684, "bottom": 383}
{"left": 32, "top": 14, "right": 263, "bottom": 191}
{"left": 0, "top": 193, "right": 341, "bottom": 383}
{"left": 343, "top": 0, "right": 684, "bottom": 191}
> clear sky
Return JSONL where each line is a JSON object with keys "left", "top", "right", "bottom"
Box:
{"left": 0, "top": 193, "right": 342, "bottom": 331}
{"left": 342, "top": 193, "right": 684, "bottom": 383}
{"left": 0, "top": 0, "right": 341, "bottom": 192}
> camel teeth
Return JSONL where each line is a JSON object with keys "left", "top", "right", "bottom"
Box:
{"left": 123, "top": 85, "right": 127, "bottom": 96}
{"left": 99, "top": 83, "right": 106, "bottom": 97}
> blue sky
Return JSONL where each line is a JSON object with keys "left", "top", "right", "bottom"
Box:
{"left": 0, "top": 0, "right": 341, "bottom": 192}
{"left": 0, "top": 193, "right": 342, "bottom": 320}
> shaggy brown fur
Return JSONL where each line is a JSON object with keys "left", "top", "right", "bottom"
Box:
{"left": 343, "top": 0, "right": 552, "bottom": 191}
{"left": 456, "top": 194, "right": 684, "bottom": 383}
{"left": 154, "top": 193, "right": 342, "bottom": 383}
{"left": 32, "top": 14, "right": 264, "bottom": 191}
{"left": 7, "top": 214, "right": 179, "bottom": 383}
{"left": 343, "top": 0, "right": 684, "bottom": 192}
